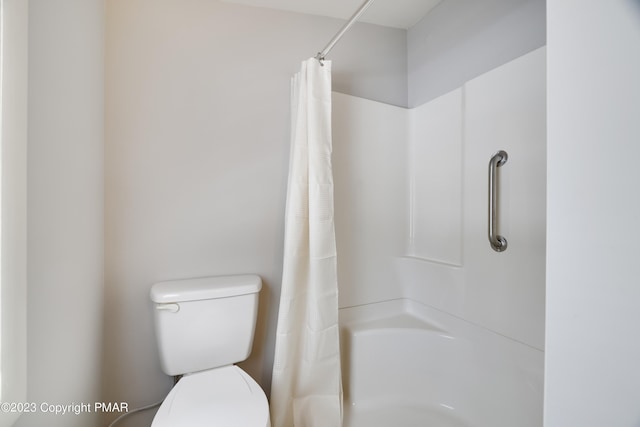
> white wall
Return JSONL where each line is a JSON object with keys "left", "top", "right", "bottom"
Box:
{"left": 104, "top": 2, "right": 407, "bottom": 425}
{"left": 408, "top": 0, "right": 546, "bottom": 107}
{"left": 15, "top": 1, "right": 105, "bottom": 426}
{"left": 0, "top": 1, "right": 28, "bottom": 425}
{"left": 545, "top": 1, "right": 640, "bottom": 425}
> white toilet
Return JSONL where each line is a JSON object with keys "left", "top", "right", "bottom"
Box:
{"left": 150, "top": 274, "right": 270, "bottom": 426}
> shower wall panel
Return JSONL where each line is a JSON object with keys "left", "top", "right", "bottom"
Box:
{"left": 409, "top": 89, "right": 463, "bottom": 265}
{"left": 331, "top": 47, "right": 545, "bottom": 349}
{"left": 403, "top": 47, "right": 546, "bottom": 350}
{"left": 332, "top": 93, "right": 408, "bottom": 308}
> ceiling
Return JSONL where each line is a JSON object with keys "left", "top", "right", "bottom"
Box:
{"left": 219, "top": 0, "right": 443, "bottom": 29}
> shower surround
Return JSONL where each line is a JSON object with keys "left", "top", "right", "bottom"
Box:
{"left": 333, "top": 47, "right": 546, "bottom": 425}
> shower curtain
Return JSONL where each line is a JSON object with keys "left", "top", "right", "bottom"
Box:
{"left": 270, "top": 58, "right": 342, "bottom": 427}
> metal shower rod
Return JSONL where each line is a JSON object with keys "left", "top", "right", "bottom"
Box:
{"left": 315, "top": 0, "right": 376, "bottom": 63}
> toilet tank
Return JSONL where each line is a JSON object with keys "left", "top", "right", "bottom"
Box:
{"left": 150, "top": 275, "right": 262, "bottom": 376}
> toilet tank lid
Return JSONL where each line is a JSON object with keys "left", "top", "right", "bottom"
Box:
{"left": 150, "top": 274, "right": 262, "bottom": 303}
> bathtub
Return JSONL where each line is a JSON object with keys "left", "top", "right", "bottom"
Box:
{"left": 339, "top": 299, "right": 544, "bottom": 427}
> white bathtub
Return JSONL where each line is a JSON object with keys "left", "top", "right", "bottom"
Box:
{"left": 339, "top": 299, "right": 544, "bottom": 427}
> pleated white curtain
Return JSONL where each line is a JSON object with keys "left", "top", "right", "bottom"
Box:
{"left": 270, "top": 58, "right": 342, "bottom": 427}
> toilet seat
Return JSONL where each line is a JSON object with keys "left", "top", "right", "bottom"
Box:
{"left": 151, "top": 365, "right": 270, "bottom": 427}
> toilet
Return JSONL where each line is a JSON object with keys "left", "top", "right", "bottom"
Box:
{"left": 150, "top": 274, "right": 270, "bottom": 426}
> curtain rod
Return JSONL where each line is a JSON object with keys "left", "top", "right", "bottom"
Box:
{"left": 314, "top": 0, "right": 376, "bottom": 64}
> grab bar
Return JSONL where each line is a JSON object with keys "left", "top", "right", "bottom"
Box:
{"left": 488, "top": 150, "right": 508, "bottom": 252}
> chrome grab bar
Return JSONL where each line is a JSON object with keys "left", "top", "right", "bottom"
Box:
{"left": 488, "top": 150, "right": 508, "bottom": 252}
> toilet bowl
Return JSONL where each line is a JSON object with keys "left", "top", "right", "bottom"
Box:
{"left": 151, "top": 366, "right": 270, "bottom": 426}
{"left": 149, "top": 274, "right": 270, "bottom": 426}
